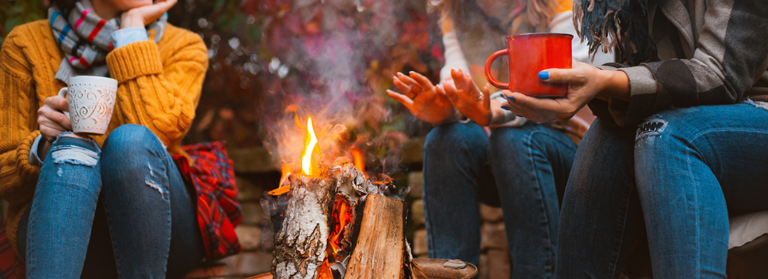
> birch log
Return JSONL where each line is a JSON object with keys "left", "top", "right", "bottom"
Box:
{"left": 271, "top": 175, "right": 335, "bottom": 279}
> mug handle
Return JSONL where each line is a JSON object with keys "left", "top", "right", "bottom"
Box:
{"left": 57, "top": 87, "right": 70, "bottom": 119}
{"left": 485, "top": 49, "right": 510, "bottom": 89}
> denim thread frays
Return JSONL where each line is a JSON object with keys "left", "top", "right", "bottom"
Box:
{"left": 636, "top": 116, "right": 668, "bottom": 141}
{"left": 51, "top": 145, "right": 99, "bottom": 167}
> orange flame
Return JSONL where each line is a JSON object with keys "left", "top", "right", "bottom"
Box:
{"left": 351, "top": 149, "right": 367, "bottom": 178}
{"left": 329, "top": 197, "right": 354, "bottom": 255}
{"left": 302, "top": 117, "right": 318, "bottom": 175}
{"left": 268, "top": 165, "right": 292, "bottom": 196}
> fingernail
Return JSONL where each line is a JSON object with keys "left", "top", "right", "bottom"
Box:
{"left": 538, "top": 71, "right": 550, "bottom": 80}
{"left": 409, "top": 71, "right": 415, "bottom": 74}
{"left": 397, "top": 72, "right": 404, "bottom": 76}
{"left": 501, "top": 106, "right": 510, "bottom": 110}
{"left": 506, "top": 96, "right": 516, "bottom": 102}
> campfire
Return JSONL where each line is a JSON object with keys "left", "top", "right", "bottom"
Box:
{"left": 261, "top": 116, "right": 416, "bottom": 279}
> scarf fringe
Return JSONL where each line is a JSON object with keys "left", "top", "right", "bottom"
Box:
{"left": 573, "top": 0, "right": 656, "bottom": 65}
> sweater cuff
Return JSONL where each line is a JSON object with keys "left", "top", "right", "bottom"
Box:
{"left": 16, "top": 131, "right": 42, "bottom": 183}
{"left": 106, "top": 40, "right": 163, "bottom": 83}
{"left": 28, "top": 135, "right": 44, "bottom": 166}
{"left": 607, "top": 66, "right": 659, "bottom": 126}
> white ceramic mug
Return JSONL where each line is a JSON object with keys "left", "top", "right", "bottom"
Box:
{"left": 57, "top": 76, "right": 118, "bottom": 135}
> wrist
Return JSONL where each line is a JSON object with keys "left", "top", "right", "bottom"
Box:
{"left": 597, "top": 70, "right": 630, "bottom": 101}
{"left": 121, "top": 11, "right": 144, "bottom": 28}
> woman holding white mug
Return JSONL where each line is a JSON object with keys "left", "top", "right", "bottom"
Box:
{"left": 0, "top": 0, "right": 240, "bottom": 278}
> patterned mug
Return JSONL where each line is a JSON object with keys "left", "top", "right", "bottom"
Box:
{"left": 57, "top": 76, "right": 118, "bottom": 135}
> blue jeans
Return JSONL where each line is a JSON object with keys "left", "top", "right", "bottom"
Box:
{"left": 17, "top": 125, "right": 205, "bottom": 279}
{"left": 423, "top": 122, "right": 577, "bottom": 278}
{"left": 556, "top": 102, "right": 768, "bottom": 278}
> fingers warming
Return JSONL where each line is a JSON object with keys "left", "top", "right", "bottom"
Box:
{"left": 408, "top": 71, "right": 433, "bottom": 90}
{"left": 396, "top": 72, "right": 418, "bottom": 87}
{"left": 386, "top": 90, "right": 414, "bottom": 109}
{"left": 392, "top": 77, "right": 411, "bottom": 93}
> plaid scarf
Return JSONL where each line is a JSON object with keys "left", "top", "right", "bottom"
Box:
{"left": 48, "top": 0, "right": 167, "bottom": 82}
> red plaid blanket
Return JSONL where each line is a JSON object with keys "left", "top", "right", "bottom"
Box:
{"left": 174, "top": 141, "right": 242, "bottom": 260}
{"left": 0, "top": 225, "right": 24, "bottom": 279}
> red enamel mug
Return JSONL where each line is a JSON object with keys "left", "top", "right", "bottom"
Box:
{"left": 484, "top": 33, "right": 572, "bottom": 98}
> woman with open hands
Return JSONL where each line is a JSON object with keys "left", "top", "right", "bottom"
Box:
{"left": 387, "top": 0, "right": 607, "bottom": 277}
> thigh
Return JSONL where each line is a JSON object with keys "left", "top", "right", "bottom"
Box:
{"left": 642, "top": 102, "right": 768, "bottom": 214}
{"left": 99, "top": 125, "right": 204, "bottom": 277}
{"left": 81, "top": 159, "right": 202, "bottom": 279}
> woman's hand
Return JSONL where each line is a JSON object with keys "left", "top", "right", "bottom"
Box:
{"left": 502, "top": 60, "right": 629, "bottom": 123}
{"left": 387, "top": 71, "right": 457, "bottom": 125}
{"left": 36, "top": 96, "right": 85, "bottom": 160}
{"left": 121, "top": 0, "right": 177, "bottom": 29}
{"left": 442, "top": 68, "right": 497, "bottom": 126}
{"left": 38, "top": 96, "right": 72, "bottom": 143}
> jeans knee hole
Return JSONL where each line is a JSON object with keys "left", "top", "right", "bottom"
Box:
{"left": 744, "top": 99, "right": 768, "bottom": 111}
{"left": 636, "top": 116, "right": 668, "bottom": 141}
{"left": 51, "top": 145, "right": 99, "bottom": 167}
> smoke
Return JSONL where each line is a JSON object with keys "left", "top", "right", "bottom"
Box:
{"left": 260, "top": 0, "right": 409, "bottom": 175}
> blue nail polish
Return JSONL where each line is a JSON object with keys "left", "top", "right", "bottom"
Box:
{"left": 538, "top": 71, "right": 550, "bottom": 80}
{"left": 506, "top": 96, "right": 516, "bottom": 102}
{"left": 501, "top": 106, "right": 510, "bottom": 110}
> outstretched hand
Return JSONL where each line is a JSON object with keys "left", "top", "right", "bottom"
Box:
{"left": 121, "top": 0, "right": 177, "bottom": 29}
{"left": 502, "top": 60, "right": 627, "bottom": 123}
{"left": 387, "top": 71, "right": 456, "bottom": 125}
{"left": 442, "top": 68, "right": 494, "bottom": 126}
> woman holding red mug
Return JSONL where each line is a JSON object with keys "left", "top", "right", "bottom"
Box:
{"left": 495, "top": 0, "right": 768, "bottom": 277}
{"left": 387, "top": 0, "right": 610, "bottom": 277}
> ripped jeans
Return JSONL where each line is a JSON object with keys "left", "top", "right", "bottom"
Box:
{"left": 556, "top": 102, "right": 768, "bottom": 278}
{"left": 16, "top": 125, "right": 205, "bottom": 279}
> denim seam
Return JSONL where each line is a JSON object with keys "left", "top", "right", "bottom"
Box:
{"left": 610, "top": 184, "right": 635, "bottom": 278}
{"left": 689, "top": 153, "right": 702, "bottom": 278}
{"left": 523, "top": 131, "right": 555, "bottom": 275}
{"left": 689, "top": 128, "right": 768, "bottom": 144}
{"left": 102, "top": 202, "right": 123, "bottom": 277}
{"left": 422, "top": 168, "right": 436, "bottom": 259}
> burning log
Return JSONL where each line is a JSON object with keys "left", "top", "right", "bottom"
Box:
{"left": 345, "top": 194, "right": 405, "bottom": 279}
{"left": 271, "top": 174, "right": 335, "bottom": 279}
{"left": 265, "top": 115, "right": 415, "bottom": 279}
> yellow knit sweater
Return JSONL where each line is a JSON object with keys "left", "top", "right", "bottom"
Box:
{"left": 0, "top": 20, "right": 208, "bottom": 257}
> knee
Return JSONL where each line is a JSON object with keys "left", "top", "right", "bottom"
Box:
{"left": 634, "top": 114, "right": 685, "bottom": 154}
{"left": 489, "top": 125, "right": 558, "bottom": 162}
{"left": 101, "top": 125, "right": 163, "bottom": 169}
{"left": 424, "top": 122, "right": 488, "bottom": 160}
{"left": 489, "top": 127, "right": 532, "bottom": 156}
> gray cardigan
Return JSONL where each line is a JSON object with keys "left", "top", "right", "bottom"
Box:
{"left": 590, "top": 0, "right": 768, "bottom": 127}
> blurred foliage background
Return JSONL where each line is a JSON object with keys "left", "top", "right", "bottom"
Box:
{"left": 1, "top": 0, "right": 443, "bottom": 157}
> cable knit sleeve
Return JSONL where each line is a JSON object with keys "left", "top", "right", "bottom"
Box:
{"left": 105, "top": 28, "right": 207, "bottom": 147}
{"left": 0, "top": 26, "right": 43, "bottom": 206}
